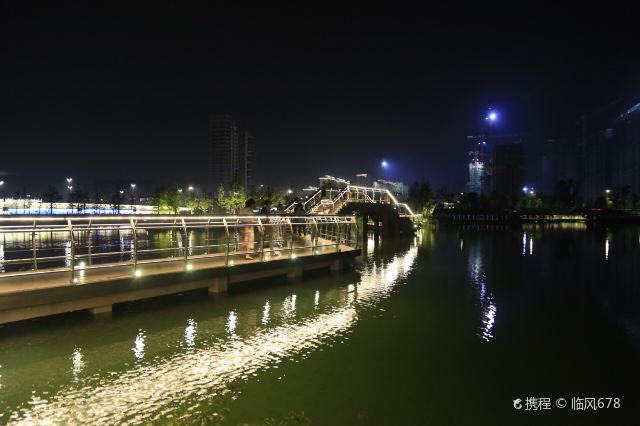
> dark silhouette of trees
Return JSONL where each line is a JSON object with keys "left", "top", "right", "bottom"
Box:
{"left": 42, "top": 186, "right": 62, "bottom": 213}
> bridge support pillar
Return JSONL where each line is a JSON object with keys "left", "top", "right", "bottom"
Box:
{"left": 208, "top": 277, "right": 228, "bottom": 295}
{"left": 286, "top": 266, "right": 303, "bottom": 280}
{"left": 330, "top": 259, "right": 344, "bottom": 273}
{"left": 89, "top": 304, "right": 112, "bottom": 318}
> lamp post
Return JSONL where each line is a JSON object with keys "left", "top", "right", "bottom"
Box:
{"left": 130, "top": 183, "right": 136, "bottom": 204}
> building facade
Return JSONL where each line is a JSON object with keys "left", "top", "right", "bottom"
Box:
{"left": 581, "top": 100, "right": 640, "bottom": 202}
{"left": 209, "top": 114, "right": 254, "bottom": 191}
{"left": 491, "top": 142, "right": 525, "bottom": 199}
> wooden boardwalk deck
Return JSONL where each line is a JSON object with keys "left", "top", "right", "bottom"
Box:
{"left": 0, "top": 236, "right": 359, "bottom": 325}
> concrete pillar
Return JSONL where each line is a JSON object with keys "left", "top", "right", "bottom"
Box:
{"left": 286, "top": 266, "right": 303, "bottom": 280}
{"left": 330, "top": 259, "right": 343, "bottom": 273}
{"left": 208, "top": 277, "right": 228, "bottom": 295}
{"left": 89, "top": 305, "right": 112, "bottom": 318}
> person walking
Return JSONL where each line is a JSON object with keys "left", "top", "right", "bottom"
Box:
{"left": 239, "top": 198, "right": 256, "bottom": 260}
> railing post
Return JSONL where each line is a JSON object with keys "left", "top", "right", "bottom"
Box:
{"left": 87, "top": 219, "right": 92, "bottom": 265}
{"left": 181, "top": 218, "right": 188, "bottom": 264}
{"left": 31, "top": 220, "right": 37, "bottom": 270}
{"left": 130, "top": 218, "right": 138, "bottom": 273}
{"left": 68, "top": 218, "right": 75, "bottom": 284}
{"left": 311, "top": 217, "right": 319, "bottom": 249}
{"left": 223, "top": 217, "right": 230, "bottom": 266}
{"left": 258, "top": 217, "right": 265, "bottom": 262}
{"left": 286, "top": 217, "right": 294, "bottom": 258}
{"left": 205, "top": 218, "right": 211, "bottom": 254}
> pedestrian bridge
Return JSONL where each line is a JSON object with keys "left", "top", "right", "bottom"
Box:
{"left": 285, "top": 185, "right": 417, "bottom": 217}
{"left": 0, "top": 215, "right": 359, "bottom": 324}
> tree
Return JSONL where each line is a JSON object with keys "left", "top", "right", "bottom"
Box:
{"left": 152, "top": 187, "right": 180, "bottom": 214}
{"left": 552, "top": 180, "right": 576, "bottom": 210}
{"left": 255, "top": 185, "right": 284, "bottom": 208}
{"left": 594, "top": 197, "right": 607, "bottom": 210}
{"left": 217, "top": 183, "right": 246, "bottom": 214}
{"left": 408, "top": 181, "right": 436, "bottom": 216}
{"left": 71, "top": 188, "right": 90, "bottom": 213}
{"left": 435, "top": 187, "right": 453, "bottom": 204}
{"left": 42, "top": 186, "right": 62, "bottom": 214}
{"left": 611, "top": 185, "right": 632, "bottom": 210}
{"left": 111, "top": 190, "right": 125, "bottom": 214}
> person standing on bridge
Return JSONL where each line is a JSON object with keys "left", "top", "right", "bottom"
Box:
{"left": 239, "top": 198, "right": 257, "bottom": 260}
{"left": 293, "top": 202, "right": 307, "bottom": 236}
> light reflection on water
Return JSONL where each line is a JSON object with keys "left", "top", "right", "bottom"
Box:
{"left": 132, "top": 331, "right": 145, "bottom": 361}
{"left": 468, "top": 244, "right": 497, "bottom": 342}
{"left": 5, "top": 239, "right": 419, "bottom": 425}
{"left": 70, "top": 348, "right": 84, "bottom": 383}
{"left": 184, "top": 319, "right": 197, "bottom": 351}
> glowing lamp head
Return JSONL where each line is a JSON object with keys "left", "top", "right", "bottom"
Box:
{"left": 381, "top": 160, "right": 388, "bottom": 168}
{"left": 488, "top": 112, "right": 497, "bottom": 121}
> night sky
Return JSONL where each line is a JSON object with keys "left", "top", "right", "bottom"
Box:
{"left": 1, "top": 4, "right": 639, "bottom": 195}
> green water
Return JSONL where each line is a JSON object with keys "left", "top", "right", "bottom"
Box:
{"left": 1, "top": 225, "right": 639, "bottom": 425}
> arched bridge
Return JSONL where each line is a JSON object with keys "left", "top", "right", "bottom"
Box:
{"left": 285, "top": 185, "right": 417, "bottom": 217}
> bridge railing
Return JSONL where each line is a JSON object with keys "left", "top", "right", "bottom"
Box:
{"left": 0, "top": 215, "right": 358, "bottom": 285}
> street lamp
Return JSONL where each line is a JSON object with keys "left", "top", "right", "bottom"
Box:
{"left": 178, "top": 188, "right": 183, "bottom": 193}
{"left": 66, "top": 177, "right": 73, "bottom": 184}
{"left": 130, "top": 183, "right": 136, "bottom": 204}
{"left": 0, "top": 180, "right": 4, "bottom": 201}
{"left": 188, "top": 186, "right": 194, "bottom": 192}
{"left": 381, "top": 160, "right": 388, "bottom": 168}
{"left": 287, "top": 189, "right": 293, "bottom": 194}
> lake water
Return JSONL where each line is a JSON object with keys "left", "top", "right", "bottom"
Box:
{"left": 1, "top": 224, "right": 639, "bottom": 425}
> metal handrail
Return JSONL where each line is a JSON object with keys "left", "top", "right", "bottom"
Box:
{"left": 0, "top": 215, "right": 357, "bottom": 284}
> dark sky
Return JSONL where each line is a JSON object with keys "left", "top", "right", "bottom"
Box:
{"left": 1, "top": 3, "right": 639, "bottom": 195}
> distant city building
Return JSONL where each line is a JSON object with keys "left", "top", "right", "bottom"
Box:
{"left": 373, "top": 179, "right": 408, "bottom": 199}
{"left": 466, "top": 134, "right": 525, "bottom": 198}
{"left": 355, "top": 173, "right": 369, "bottom": 187}
{"left": 466, "top": 137, "right": 491, "bottom": 195}
{"left": 539, "top": 138, "right": 583, "bottom": 196}
{"left": 491, "top": 142, "right": 525, "bottom": 199}
{"left": 209, "top": 114, "right": 254, "bottom": 191}
{"left": 238, "top": 131, "right": 254, "bottom": 190}
{"left": 318, "top": 175, "right": 350, "bottom": 189}
{"left": 580, "top": 99, "right": 640, "bottom": 201}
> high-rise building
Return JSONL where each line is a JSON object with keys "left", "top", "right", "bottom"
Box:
{"left": 209, "top": 114, "right": 254, "bottom": 191}
{"left": 491, "top": 142, "right": 525, "bottom": 199}
{"left": 539, "top": 138, "right": 583, "bottom": 196}
{"left": 581, "top": 99, "right": 640, "bottom": 202}
{"left": 238, "top": 131, "right": 254, "bottom": 191}
{"left": 466, "top": 137, "right": 490, "bottom": 195}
